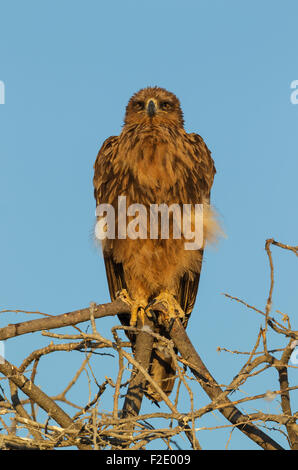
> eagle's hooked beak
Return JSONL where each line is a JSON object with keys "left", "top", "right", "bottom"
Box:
{"left": 147, "top": 99, "right": 156, "bottom": 117}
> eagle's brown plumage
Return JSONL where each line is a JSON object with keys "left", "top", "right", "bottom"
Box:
{"left": 93, "top": 86, "right": 216, "bottom": 401}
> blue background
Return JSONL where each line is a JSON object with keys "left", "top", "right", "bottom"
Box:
{"left": 0, "top": 0, "right": 297, "bottom": 449}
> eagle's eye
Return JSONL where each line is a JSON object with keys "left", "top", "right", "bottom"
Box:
{"left": 133, "top": 100, "right": 145, "bottom": 111}
{"left": 160, "top": 101, "right": 173, "bottom": 111}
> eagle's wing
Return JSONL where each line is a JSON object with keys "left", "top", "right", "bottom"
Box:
{"left": 93, "top": 135, "right": 119, "bottom": 206}
{"left": 177, "top": 270, "right": 201, "bottom": 327}
{"left": 177, "top": 133, "right": 216, "bottom": 329}
{"left": 103, "top": 255, "right": 133, "bottom": 332}
{"left": 93, "top": 136, "right": 131, "bottom": 328}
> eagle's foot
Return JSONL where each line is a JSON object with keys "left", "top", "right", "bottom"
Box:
{"left": 145, "top": 292, "right": 185, "bottom": 325}
{"left": 116, "top": 289, "right": 132, "bottom": 306}
{"left": 116, "top": 289, "right": 147, "bottom": 326}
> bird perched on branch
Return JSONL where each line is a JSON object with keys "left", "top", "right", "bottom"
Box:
{"left": 93, "top": 86, "right": 219, "bottom": 401}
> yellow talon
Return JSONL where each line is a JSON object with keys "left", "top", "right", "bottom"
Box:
{"left": 116, "top": 288, "right": 132, "bottom": 305}
{"left": 130, "top": 304, "right": 139, "bottom": 326}
{"left": 116, "top": 289, "right": 147, "bottom": 326}
{"left": 146, "top": 292, "right": 185, "bottom": 324}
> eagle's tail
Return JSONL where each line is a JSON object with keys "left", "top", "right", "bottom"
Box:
{"left": 145, "top": 346, "right": 176, "bottom": 402}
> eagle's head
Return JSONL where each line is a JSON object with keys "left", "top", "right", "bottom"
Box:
{"left": 124, "top": 86, "right": 184, "bottom": 128}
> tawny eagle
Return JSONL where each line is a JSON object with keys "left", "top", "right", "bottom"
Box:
{"left": 93, "top": 87, "right": 217, "bottom": 401}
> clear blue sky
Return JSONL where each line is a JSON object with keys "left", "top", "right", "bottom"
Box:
{"left": 0, "top": 0, "right": 298, "bottom": 450}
